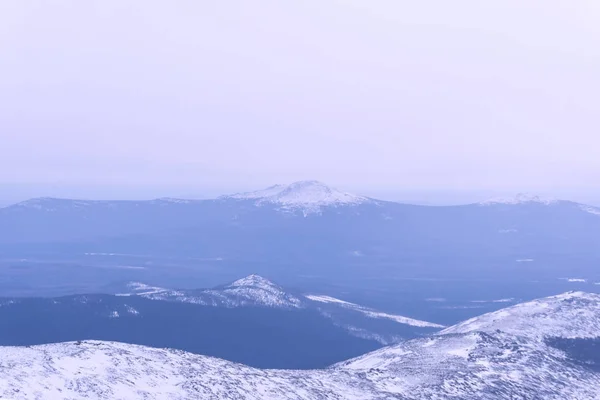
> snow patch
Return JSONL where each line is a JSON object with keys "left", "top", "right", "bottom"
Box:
{"left": 580, "top": 204, "right": 600, "bottom": 216}
{"left": 305, "top": 295, "right": 355, "bottom": 306}
{"left": 125, "top": 306, "right": 140, "bottom": 315}
{"left": 305, "top": 294, "right": 444, "bottom": 328}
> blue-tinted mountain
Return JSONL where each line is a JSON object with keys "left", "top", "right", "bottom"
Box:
{"left": 2, "top": 181, "right": 600, "bottom": 280}
{"left": 0, "top": 275, "right": 441, "bottom": 369}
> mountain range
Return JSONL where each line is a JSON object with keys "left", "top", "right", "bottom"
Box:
{"left": 0, "top": 275, "right": 441, "bottom": 369}
{"left": 2, "top": 181, "right": 600, "bottom": 282}
{"left": 2, "top": 290, "right": 599, "bottom": 399}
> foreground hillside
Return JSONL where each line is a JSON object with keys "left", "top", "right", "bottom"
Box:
{"left": 1, "top": 291, "right": 600, "bottom": 399}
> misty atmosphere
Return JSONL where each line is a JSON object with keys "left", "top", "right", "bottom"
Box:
{"left": 1, "top": 1, "right": 600, "bottom": 399}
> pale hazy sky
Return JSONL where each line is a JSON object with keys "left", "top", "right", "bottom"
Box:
{"left": 1, "top": 1, "right": 599, "bottom": 197}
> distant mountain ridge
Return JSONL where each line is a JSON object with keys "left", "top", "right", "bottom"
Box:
{"left": 2, "top": 181, "right": 600, "bottom": 283}
{"left": 2, "top": 291, "right": 600, "bottom": 399}
{"left": 5, "top": 181, "right": 598, "bottom": 208}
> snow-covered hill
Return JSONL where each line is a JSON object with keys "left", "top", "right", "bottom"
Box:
{"left": 123, "top": 274, "right": 305, "bottom": 309}
{"left": 125, "top": 274, "right": 305, "bottom": 309}
{"left": 338, "top": 330, "right": 600, "bottom": 399}
{"left": 123, "top": 275, "right": 443, "bottom": 343}
{"left": 0, "top": 340, "right": 383, "bottom": 400}
{"left": 223, "top": 180, "right": 374, "bottom": 214}
{"left": 3, "top": 291, "right": 600, "bottom": 399}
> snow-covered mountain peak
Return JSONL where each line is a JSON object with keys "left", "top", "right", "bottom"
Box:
{"left": 479, "top": 193, "right": 559, "bottom": 206}
{"left": 228, "top": 274, "right": 278, "bottom": 290}
{"left": 440, "top": 291, "right": 600, "bottom": 340}
{"left": 219, "top": 275, "right": 303, "bottom": 308}
{"left": 224, "top": 181, "right": 372, "bottom": 213}
{"left": 276, "top": 180, "right": 365, "bottom": 204}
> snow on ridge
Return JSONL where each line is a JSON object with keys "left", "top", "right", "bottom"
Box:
{"left": 478, "top": 193, "right": 559, "bottom": 206}
{"left": 125, "top": 282, "right": 167, "bottom": 296}
{"left": 336, "top": 328, "right": 600, "bottom": 400}
{"left": 440, "top": 290, "right": 600, "bottom": 339}
{"left": 223, "top": 180, "right": 372, "bottom": 213}
{"left": 471, "top": 298, "right": 515, "bottom": 304}
{"left": 305, "top": 294, "right": 355, "bottom": 306}
{"left": 305, "top": 294, "right": 444, "bottom": 329}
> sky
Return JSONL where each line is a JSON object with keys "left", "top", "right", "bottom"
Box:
{"left": 1, "top": 1, "right": 599, "bottom": 202}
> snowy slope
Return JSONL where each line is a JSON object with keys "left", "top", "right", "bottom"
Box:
{"left": 224, "top": 180, "right": 373, "bottom": 213}
{"left": 440, "top": 291, "right": 600, "bottom": 340}
{"left": 0, "top": 341, "right": 384, "bottom": 400}
{"left": 3, "top": 291, "right": 600, "bottom": 399}
{"left": 338, "top": 330, "right": 600, "bottom": 399}
{"left": 339, "top": 291, "right": 600, "bottom": 399}
{"left": 305, "top": 294, "right": 444, "bottom": 329}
